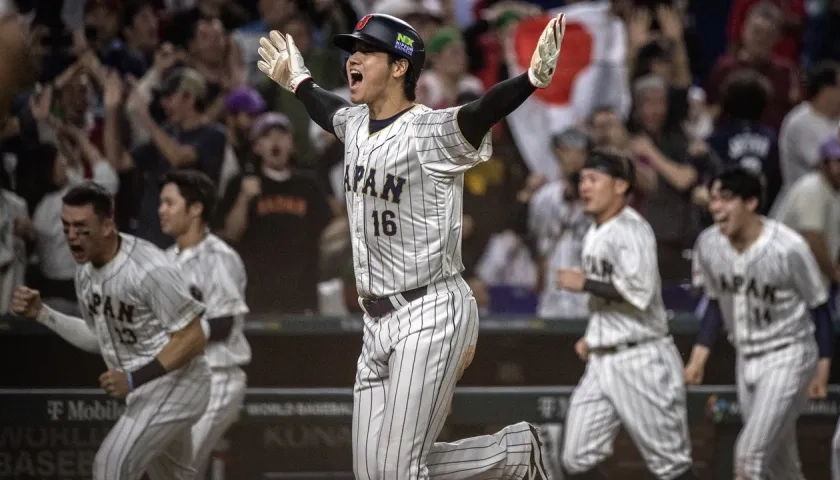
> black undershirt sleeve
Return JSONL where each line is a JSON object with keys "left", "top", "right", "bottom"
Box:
{"left": 206, "top": 316, "right": 235, "bottom": 342}
{"left": 457, "top": 73, "right": 536, "bottom": 150}
{"left": 811, "top": 302, "right": 835, "bottom": 359}
{"left": 582, "top": 279, "right": 625, "bottom": 303}
{"left": 696, "top": 298, "right": 723, "bottom": 349}
{"left": 295, "top": 79, "right": 352, "bottom": 135}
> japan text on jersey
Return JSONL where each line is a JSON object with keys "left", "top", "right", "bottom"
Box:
{"left": 76, "top": 234, "right": 206, "bottom": 371}
{"left": 692, "top": 219, "right": 827, "bottom": 355}
{"left": 333, "top": 104, "right": 492, "bottom": 298}
{"left": 580, "top": 207, "right": 668, "bottom": 349}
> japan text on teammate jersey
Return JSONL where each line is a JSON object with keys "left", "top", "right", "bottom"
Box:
{"left": 691, "top": 219, "right": 827, "bottom": 355}
{"left": 333, "top": 104, "right": 492, "bottom": 299}
{"left": 166, "top": 233, "right": 251, "bottom": 368}
{"left": 75, "top": 233, "right": 206, "bottom": 371}
{"left": 581, "top": 207, "right": 668, "bottom": 348}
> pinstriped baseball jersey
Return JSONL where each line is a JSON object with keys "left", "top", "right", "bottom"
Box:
{"left": 581, "top": 207, "right": 668, "bottom": 348}
{"left": 332, "top": 104, "right": 492, "bottom": 298}
{"left": 691, "top": 219, "right": 827, "bottom": 355}
{"left": 75, "top": 233, "right": 207, "bottom": 371}
{"left": 528, "top": 180, "right": 591, "bottom": 319}
{"left": 166, "top": 233, "right": 251, "bottom": 368}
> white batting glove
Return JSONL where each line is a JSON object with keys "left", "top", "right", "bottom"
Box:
{"left": 257, "top": 31, "right": 312, "bottom": 94}
{"left": 528, "top": 13, "right": 566, "bottom": 89}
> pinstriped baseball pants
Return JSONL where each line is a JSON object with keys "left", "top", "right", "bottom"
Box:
{"left": 191, "top": 366, "right": 247, "bottom": 480}
{"left": 353, "top": 275, "right": 535, "bottom": 480}
{"left": 561, "top": 337, "right": 693, "bottom": 480}
{"left": 734, "top": 340, "right": 816, "bottom": 480}
{"left": 93, "top": 357, "right": 211, "bottom": 480}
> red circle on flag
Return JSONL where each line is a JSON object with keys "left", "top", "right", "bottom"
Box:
{"left": 515, "top": 16, "right": 594, "bottom": 104}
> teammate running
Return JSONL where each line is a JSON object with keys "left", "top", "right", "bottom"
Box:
{"left": 685, "top": 166, "right": 833, "bottom": 480}
{"left": 11, "top": 182, "right": 210, "bottom": 480}
{"left": 160, "top": 170, "right": 251, "bottom": 480}
{"left": 555, "top": 151, "right": 696, "bottom": 480}
{"left": 257, "top": 11, "right": 566, "bottom": 480}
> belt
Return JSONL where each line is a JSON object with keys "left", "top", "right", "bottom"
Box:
{"left": 742, "top": 342, "right": 792, "bottom": 360}
{"left": 360, "top": 285, "right": 428, "bottom": 318}
{"left": 590, "top": 337, "right": 661, "bottom": 356}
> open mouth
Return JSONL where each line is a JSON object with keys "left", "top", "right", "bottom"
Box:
{"left": 69, "top": 245, "right": 85, "bottom": 260}
{"left": 349, "top": 70, "right": 363, "bottom": 89}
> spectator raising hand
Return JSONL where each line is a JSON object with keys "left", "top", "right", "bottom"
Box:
{"left": 657, "top": 4, "right": 683, "bottom": 43}
{"left": 240, "top": 174, "right": 261, "bottom": 199}
{"left": 28, "top": 84, "right": 52, "bottom": 123}
{"left": 102, "top": 70, "right": 123, "bottom": 111}
{"left": 627, "top": 8, "right": 651, "bottom": 59}
{"left": 154, "top": 42, "right": 183, "bottom": 75}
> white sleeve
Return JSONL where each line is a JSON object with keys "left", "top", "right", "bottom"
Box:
{"left": 36, "top": 305, "right": 100, "bottom": 353}
{"left": 690, "top": 235, "right": 720, "bottom": 299}
{"left": 608, "top": 225, "right": 659, "bottom": 310}
{"left": 332, "top": 106, "right": 356, "bottom": 143}
{"left": 141, "top": 266, "right": 206, "bottom": 333}
{"left": 415, "top": 107, "right": 492, "bottom": 177}
{"left": 788, "top": 240, "right": 829, "bottom": 308}
{"left": 202, "top": 251, "right": 249, "bottom": 318}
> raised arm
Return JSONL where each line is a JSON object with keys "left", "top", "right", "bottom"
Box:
{"left": 458, "top": 14, "right": 566, "bottom": 149}
{"left": 296, "top": 80, "right": 352, "bottom": 135}
{"left": 457, "top": 74, "right": 536, "bottom": 149}
{"left": 257, "top": 31, "right": 351, "bottom": 136}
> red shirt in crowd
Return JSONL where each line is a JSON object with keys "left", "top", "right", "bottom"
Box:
{"left": 727, "top": 0, "right": 805, "bottom": 64}
{"left": 706, "top": 53, "right": 799, "bottom": 131}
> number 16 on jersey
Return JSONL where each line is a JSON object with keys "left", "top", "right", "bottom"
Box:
{"left": 372, "top": 209, "right": 397, "bottom": 237}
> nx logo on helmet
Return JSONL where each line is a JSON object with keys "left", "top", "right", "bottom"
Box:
{"left": 356, "top": 14, "right": 372, "bottom": 30}
{"left": 395, "top": 32, "right": 414, "bottom": 55}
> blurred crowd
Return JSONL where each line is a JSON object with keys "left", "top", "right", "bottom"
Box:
{"left": 0, "top": 0, "right": 839, "bottom": 319}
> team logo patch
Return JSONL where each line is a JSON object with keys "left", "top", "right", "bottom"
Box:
{"left": 189, "top": 285, "right": 203, "bottom": 302}
{"left": 394, "top": 32, "right": 414, "bottom": 56}
{"left": 356, "top": 14, "right": 372, "bottom": 30}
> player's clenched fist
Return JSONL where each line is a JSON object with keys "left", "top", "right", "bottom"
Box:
{"left": 240, "top": 175, "right": 262, "bottom": 199}
{"left": 11, "top": 286, "right": 42, "bottom": 318}
{"left": 257, "top": 31, "right": 312, "bottom": 93}
{"left": 683, "top": 361, "right": 704, "bottom": 385}
{"left": 99, "top": 369, "right": 130, "bottom": 398}
{"left": 528, "top": 13, "right": 566, "bottom": 89}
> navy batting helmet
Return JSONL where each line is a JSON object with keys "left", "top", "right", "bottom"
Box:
{"left": 333, "top": 14, "right": 426, "bottom": 73}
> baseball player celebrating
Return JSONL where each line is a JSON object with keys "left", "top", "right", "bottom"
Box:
{"left": 257, "top": 11, "right": 566, "bottom": 480}
{"left": 685, "top": 166, "right": 833, "bottom": 480}
{"left": 159, "top": 170, "right": 251, "bottom": 479}
{"left": 555, "top": 151, "right": 696, "bottom": 480}
{"left": 11, "top": 182, "right": 211, "bottom": 480}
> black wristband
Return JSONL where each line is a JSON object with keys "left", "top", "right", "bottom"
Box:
{"left": 130, "top": 358, "right": 166, "bottom": 389}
